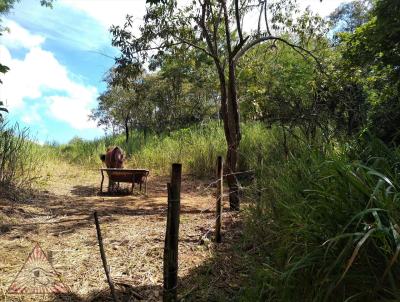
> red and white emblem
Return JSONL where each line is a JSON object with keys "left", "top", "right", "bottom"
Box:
{"left": 7, "top": 243, "right": 68, "bottom": 294}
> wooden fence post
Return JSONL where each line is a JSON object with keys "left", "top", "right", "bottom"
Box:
{"left": 163, "top": 163, "right": 182, "bottom": 302}
{"left": 216, "top": 156, "right": 223, "bottom": 243}
{"left": 94, "top": 211, "right": 118, "bottom": 302}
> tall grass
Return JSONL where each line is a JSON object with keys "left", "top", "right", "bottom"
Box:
{"left": 241, "top": 136, "right": 400, "bottom": 301}
{"left": 0, "top": 123, "right": 43, "bottom": 192}
{"left": 4, "top": 119, "right": 398, "bottom": 300}
{"left": 55, "top": 122, "right": 279, "bottom": 177}
{"left": 129, "top": 124, "right": 226, "bottom": 176}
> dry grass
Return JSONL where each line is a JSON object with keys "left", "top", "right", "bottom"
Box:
{"left": 0, "top": 162, "right": 243, "bottom": 302}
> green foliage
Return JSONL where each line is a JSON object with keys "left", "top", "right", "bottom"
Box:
{"left": 339, "top": 0, "right": 400, "bottom": 144}
{"left": 51, "top": 122, "right": 279, "bottom": 178}
{"left": 91, "top": 48, "right": 219, "bottom": 138}
{"left": 0, "top": 0, "right": 18, "bottom": 14}
{"left": 329, "top": 0, "right": 371, "bottom": 34}
{"left": 343, "top": 0, "right": 400, "bottom": 73}
{"left": 0, "top": 101, "right": 8, "bottom": 122}
{"left": 369, "top": 96, "right": 400, "bottom": 144}
{"left": 241, "top": 136, "right": 400, "bottom": 301}
{"left": 0, "top": 122, "right": 43, "bottom": 191}
{"left": 128, "top": 123, "right": 226, "bottom": 176}
{"left": 238, "top": 40, "right": 330, "bottom": 136}
{"left": 237, "top": 28, "right": 371, "bottom": 140}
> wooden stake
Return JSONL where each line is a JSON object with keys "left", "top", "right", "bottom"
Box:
{"left": 163, "top": 163, "right": 182, "bottom": 302}
{"left": 94, "top": 211, "right": 118, "bottom": 302}
{"left": 216, "top": 156, "right": 223, "bottom": 243}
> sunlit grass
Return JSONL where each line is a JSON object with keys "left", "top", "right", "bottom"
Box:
{"left": 52, "top": 122, "right": 280, "bottom": 177}
{"left": 4, "top": 119, "right": 400, "bottom": 301}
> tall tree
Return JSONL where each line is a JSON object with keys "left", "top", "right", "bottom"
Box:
{"left": 91, "top": 86, "right": 136, "bottom": 142}
{"left": 91, "top": 50, "right": 218, "bottom": 141}
{"left": 329, "top": 0, "right": 371, "bottom": 34}
{"left": 340, "top": 0, "right": 400, "bottom": 143}
{"left": 111, "top": 0, "right": 322, "bottom": 209}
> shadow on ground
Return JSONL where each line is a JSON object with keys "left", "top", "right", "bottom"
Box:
{"left": 70, "top": 185, "right": 100, "bottom": 197}
{"left": 70, "top": 184, "right": 148, "bottom": 198}
{"left": 0, "top": 186, "right": 214, "bottom": 237}
{"left": 177, "top": 217, "right": 245, "bottom": 302}
{"left": 1, "top": 175, "right": 247, "bottom": 302}
{"left": 45, "top": 219, "right": 244, "bottom": 302}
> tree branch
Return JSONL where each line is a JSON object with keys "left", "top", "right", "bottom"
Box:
{"left": 172, "top": 34, "right": 215, "bottom": 58}
{"left": 264, "top": 0, "right": 272, "bottom": 36}
{"left": 220, "top": 0, "right": 232, "bottom": 57}
{"left": 233, "top": 35, "right": 274, "bottom": 61}
{"left": 234, "top": 0, "right": 243, "bottom": 43}
{"left": 232, "top": 36, "right": 249, "bottom": 58}
{"left": 233, "top": 35, "right": 322, "bottom": 71}
{"left": 197, "top": 0, "right": 224, "bottom": 75}
{"left": 257, "top": 2, "right": 263, "bottom": 35}
{"left": 198, "top": 0, "right": 218, "bottom": 58}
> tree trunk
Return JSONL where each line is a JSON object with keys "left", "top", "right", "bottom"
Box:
{"left": 217, "top": 61, "right": 241, "bottom": 211}
{"left": 226, "top": 143, "right": 240, "bottom": 210}
{"left": 201, "top": 0, "right": 242, "bottom": 210}
{"left": 226, "top": 61, "right": 241, "bottom": 210}
{"left": 124, "top": 116, "right": 129, "bottom": 143}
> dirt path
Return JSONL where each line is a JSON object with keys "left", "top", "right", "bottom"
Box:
{"left": 0, "top": 166, "right": 242, "bottom": 301}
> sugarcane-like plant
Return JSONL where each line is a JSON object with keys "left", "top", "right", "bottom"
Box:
{"left": 0, "top": 101, "right": 8, "bottom": 123}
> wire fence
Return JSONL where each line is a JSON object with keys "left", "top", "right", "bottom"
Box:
{"left": 2, "top": 164, "right": 261, "bottom": 238}
{"left": 1, "top": 160, "right": 266, "bottom": 301}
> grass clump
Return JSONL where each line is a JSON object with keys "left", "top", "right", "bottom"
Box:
{"left": 0, "top": 123, "right": 44, "bottom": 193}
{"left": 241, "top": 137, "right": 400, "bottom": 301}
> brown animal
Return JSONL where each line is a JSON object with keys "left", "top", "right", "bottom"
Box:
{"left": 100, "top": 146, "right": 124, "bottom": 192}
{"left": 100, "top": 146, "right": 124, "bottom": 168}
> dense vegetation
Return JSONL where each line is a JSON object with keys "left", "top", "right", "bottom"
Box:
{"left": 1, "top": 0, "right": 399, "bottom": 300}
{"left": 241, "top": 136, "right": 400, "bottom": 301}
{"left": 0, "top": 122, "right": 53, "bottom": 198}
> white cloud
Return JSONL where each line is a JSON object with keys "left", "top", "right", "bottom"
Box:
{"left": 1, "top": 19, "right": 46, "bottom": 49}
{"left": 46, "top": 95, "right": 97, "bottom": 129}
{"left": 0, "top": 0, "right": 345, "bottom": 133}
{"left": 0, "top": 22, "right": 99, "bottom": 129}
{"left": 46, "top": 89, "right": 98, "bottom": 130}
{"left": 60, "top": 0, "right": 146, "bottom": 28}
{"left": 299, "top": 0, "right": 345, "bottom": 17}
{"left": 61, "top": 0, "right": 343, "bottom": 30}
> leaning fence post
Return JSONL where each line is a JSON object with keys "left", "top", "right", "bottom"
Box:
{"left": 163, "top": 163, "right": 182, "bottom": 302}
{"left": 215, "top": 156, "right": 223, "bottom": 243}
{"left": 94, "top": 211, "right": 118, "bottom": 302}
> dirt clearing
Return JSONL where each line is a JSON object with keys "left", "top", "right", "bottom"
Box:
{"left": 0, "top": 166, "right": 242, "bottom": 301}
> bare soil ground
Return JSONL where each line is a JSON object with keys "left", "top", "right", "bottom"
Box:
{"left": 0, "top": 165, "right": 243, "bottom": 302}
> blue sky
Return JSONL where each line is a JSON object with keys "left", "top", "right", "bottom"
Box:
{"left": 0, "top": 0, "right": 344, "bottom": 144}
